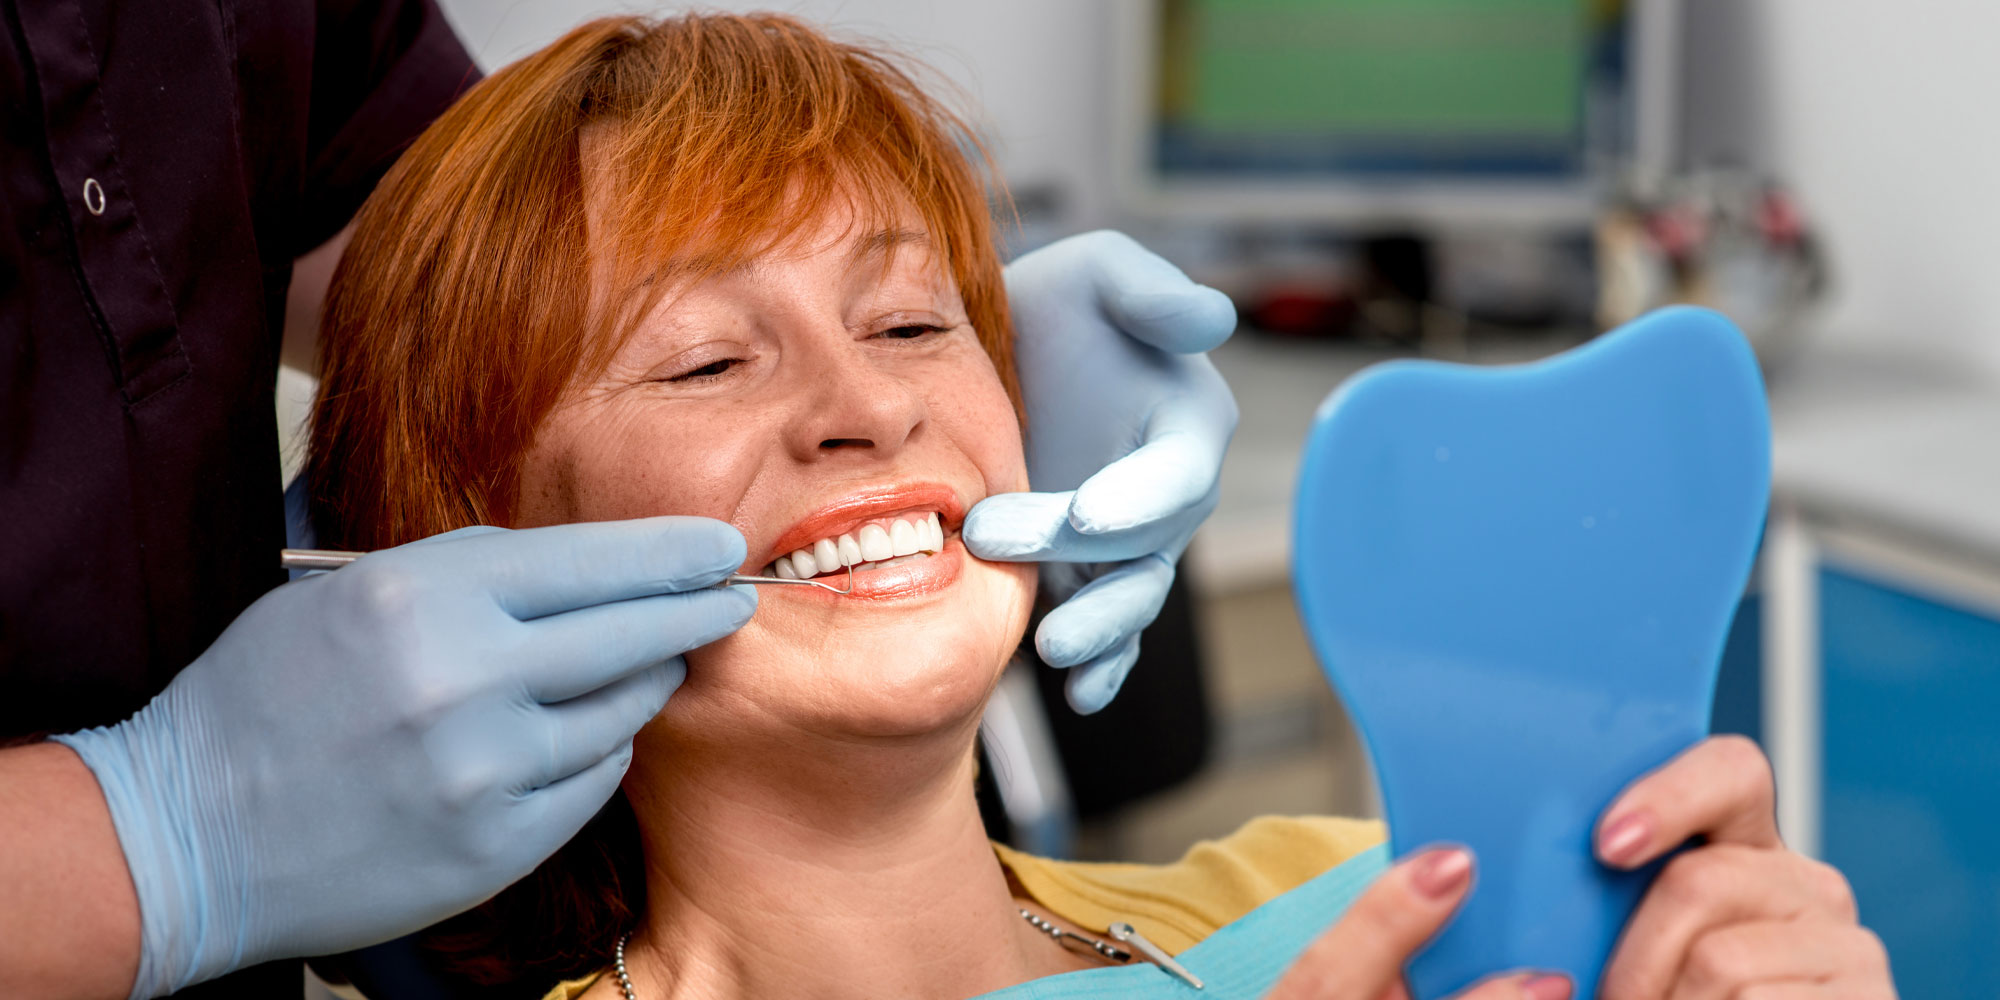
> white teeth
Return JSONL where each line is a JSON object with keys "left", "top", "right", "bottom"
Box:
{"left": 789, "top": 548, "right": 816, "bottom": 578}
{"left": 889, "top": 519, "right": 919, "bottom": 557}
{"left": 771, "top": 513, "right": 947, "bottom": 578}
{"left": 857, "top": 523, "right": 893, "bottom": 562}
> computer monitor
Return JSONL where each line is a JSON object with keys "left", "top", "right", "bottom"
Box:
{"left": 1108, "top": 0, "right": 1681, "bottom": 232}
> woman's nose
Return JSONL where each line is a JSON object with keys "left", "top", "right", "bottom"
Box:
{"left": 783, "top": 335, "right": 928, "bottom": 463}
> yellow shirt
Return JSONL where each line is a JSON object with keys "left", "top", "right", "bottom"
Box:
{"left": 539, "top": 815, "right": 1384, "bottom": 1000}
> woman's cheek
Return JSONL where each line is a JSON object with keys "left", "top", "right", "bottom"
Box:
{"left": 930, "top": 356, "right": 1030, "bottom": 494}
{"left": 566, "top": 407, "right": 769, "bottom": 522}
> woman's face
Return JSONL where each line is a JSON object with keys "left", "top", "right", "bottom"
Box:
{"left": 514, "top": 204, "right": 1035, "bottom": 745}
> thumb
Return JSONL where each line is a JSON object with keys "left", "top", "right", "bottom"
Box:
{"left": 1267, "top": 847, "right": 1565, "bottom": 1000}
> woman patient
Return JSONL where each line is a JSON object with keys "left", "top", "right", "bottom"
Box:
{"left": 309, "top": 14, "right": 1892, "bottom": 1000}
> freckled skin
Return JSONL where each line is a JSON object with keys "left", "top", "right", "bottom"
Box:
{"left": 513, "top": 208, "right": 1035, "bottom": 751}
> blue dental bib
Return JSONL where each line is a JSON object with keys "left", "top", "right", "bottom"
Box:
{"left": 972, "top": 847, "right": 1392, "bottom": 999}
{"left": 1292, "top": 307, "right": 1770, "bottom": 997}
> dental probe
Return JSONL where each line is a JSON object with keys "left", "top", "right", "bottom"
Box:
{"left": 1108, "top": 923, "right": 1205, "bottom": 989}
{"left": 278, "top": 549, "right": 856, "bottom": 594}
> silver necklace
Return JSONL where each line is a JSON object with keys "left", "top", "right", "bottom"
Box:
{"left": 1016, "top": 908, "right": 1132, "bottom": 963}
{"left": 611, "top": 910, "right": 1128, "bottom": 1000}
{"left": 614, "top": 933, "right": 638, "bottom": 1000}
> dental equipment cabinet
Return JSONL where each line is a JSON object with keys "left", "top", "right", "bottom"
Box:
{"left": 1748, "top": 350, "right": 2000, "bottom": 1000}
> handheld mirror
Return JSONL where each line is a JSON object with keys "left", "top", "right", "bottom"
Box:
{"left": 1291, "top": 307, "right": 1770, "bottom": 998}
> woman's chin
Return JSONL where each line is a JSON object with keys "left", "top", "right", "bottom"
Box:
{"left": 807, "top": 662, "right": 1000, "bottom": 740}
{"left": 668, "top": 558, "right": 1035, "bottom": 744}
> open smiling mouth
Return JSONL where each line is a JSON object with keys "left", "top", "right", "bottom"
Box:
{"left": 763, "top": 511, "right": 950, "bottom": 582}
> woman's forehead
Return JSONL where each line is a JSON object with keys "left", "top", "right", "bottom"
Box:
{"left": 641, "top": 214, "right": 951, "bottom": 296}
{"left": 586, "top": 166, "right": 944, "bottom": 278}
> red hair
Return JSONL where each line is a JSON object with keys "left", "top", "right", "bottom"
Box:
{"left": 305, "top": 13, "right": 1016, "bottom": 987}
{"left": 308, "top": 12, "right": 1016, "bottom": 550}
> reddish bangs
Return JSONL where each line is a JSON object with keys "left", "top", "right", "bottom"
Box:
{"left": 308, "top": 14, "right": 1016, "bottom": 550}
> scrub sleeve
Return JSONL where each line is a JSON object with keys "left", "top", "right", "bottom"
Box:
{"left": 0, "top": 0, "right": 477, "bottom": 994}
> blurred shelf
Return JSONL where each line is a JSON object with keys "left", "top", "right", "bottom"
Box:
{"left": 1187, "top": 328, "right": 1585, "bottom": 594}
{"left": 1190, "top": 332, "right": 2000, "bottom": 597}
{"left": 1768, "top": 349, "right": 2000, "bottom": 576}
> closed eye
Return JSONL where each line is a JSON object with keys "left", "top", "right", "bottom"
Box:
{"left": 667, "top": 358, "right": 742, "bottom": 382}
{"left": 876, "top": 324, "right": 950, "bottom": 340}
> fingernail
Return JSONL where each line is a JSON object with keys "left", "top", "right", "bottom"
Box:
{"left": 1410, "top": 848, "right": 1473, "bottom": 899}
{"left": 1599, "top": 812, "right": 1653, "bottom": 865}
{"left": 1521, "top": 973, "right": 1572, "bottom": 1000}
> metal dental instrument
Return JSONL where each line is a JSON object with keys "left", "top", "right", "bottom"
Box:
{"left": 1108, "top": 923, "right": 1205, "bottom": 990}
{"left": 279, "top": 549, "right": 857, "bottom": 594}
{"left": 711, "top": 564, "right": 855, "bottom": 594}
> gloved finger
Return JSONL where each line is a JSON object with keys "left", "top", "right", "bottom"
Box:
{"left": 962, "top": 491, "right": 1077, "bottom": 560}
{"left": 400, "top": 523, "right": 510, "bottom": 547}
{"left": 1073, "top": 231, "right": 1238, "bottom": 354}
{"left": 1062, "top": 634, "right": 1141, "bottom": 715}
{"left": 323, "top": 524, "right": 504, "bottom": 576}
{"left": 1070, "top": 359, "right": 1235, "bottom": 535}
{"left": 518, "top": 586, "right": 755, "bottom": 703}
{"left": 963, "top": 491, "right": 1190, "bottom": 564}
{"left": 405, "top": 515, "right": 746, "bottom": 621}
{"left": 525, "top": 660, "right": 685, "bottom": 790}
{"left": 514, "top": 735, "right": 640, "bottom": 859}
{"left": 1035, "top": 555, "right": 1175, "bottom": 668}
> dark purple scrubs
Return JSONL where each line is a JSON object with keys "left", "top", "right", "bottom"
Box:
{"left": 0, "top": 1, "right": 474, "bottom": 993}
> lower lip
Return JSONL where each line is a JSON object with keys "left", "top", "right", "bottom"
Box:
{"left": 777, "top": 538, "right": 965, "bottom": 601}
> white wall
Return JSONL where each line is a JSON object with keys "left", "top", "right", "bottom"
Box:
{"left": 435, "top": 2, "right": 2000, "bottom": 379}
{"left": 1733, "top": 1, "right": 2000, "bottom": 378}
{"left": 435, "top": 0, "right": 1114, "bottom": 226}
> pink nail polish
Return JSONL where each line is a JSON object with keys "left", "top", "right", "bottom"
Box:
{"left": 1410, "top": 848, "right": 1473, "bottom": 899}
{"left": 1521, "top": 973, "right": 1573, "bottom": 1000}
{"left": 1599, "top": 812, "right": 1651, "bottom": 864}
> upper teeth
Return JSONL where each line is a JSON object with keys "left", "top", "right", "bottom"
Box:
{"left": 771, "top": 512, "right": 945, "bottom": 579}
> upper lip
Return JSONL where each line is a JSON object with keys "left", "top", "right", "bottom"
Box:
{"left": 758, "top": 482, "right": 965, "bottom": 568}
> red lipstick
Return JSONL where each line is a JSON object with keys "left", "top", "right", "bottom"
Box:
{"left": 755, "top": 483, "right": 967, "bottom": 601}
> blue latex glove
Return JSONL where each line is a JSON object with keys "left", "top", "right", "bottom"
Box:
{"left": 55, "top": 518, "right": 754, "bottom": 999}
{"left": 964, "top": 231, "right": 1238, "bottom": 714}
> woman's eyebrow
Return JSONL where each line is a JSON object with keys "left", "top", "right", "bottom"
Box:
{"left": 850, "top": 228, "right": 930, "bottom": 262}
{"left": 638, "top": 253, "right": 748, "bottom": 288}
{"left": 635, "top": 230, "right": 924, "bottom": 288}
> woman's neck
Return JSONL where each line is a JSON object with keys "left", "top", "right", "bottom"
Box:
{"left": 613, "top": 718, "right": 1091, "bottom": 1000}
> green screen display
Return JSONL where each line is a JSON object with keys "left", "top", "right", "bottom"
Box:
{"left": 1163, "top": 0, "right": 1590, "bottom": 142}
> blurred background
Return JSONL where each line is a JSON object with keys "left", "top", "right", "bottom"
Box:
{"left": 280, "top": 2, "right": 2000, "bottom": 996}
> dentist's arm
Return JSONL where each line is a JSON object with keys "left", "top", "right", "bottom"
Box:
{"left": 24, "top": 517, "right": 751, "bottom": 1000}
{"left": 964, "top": 231, "right": 1240, "bottom": 713}
{"left": 280, "top": 221, "right": 353, "bottom": 374}
{"left": 0, "top": 743, "right": 142, "bottom": 1000}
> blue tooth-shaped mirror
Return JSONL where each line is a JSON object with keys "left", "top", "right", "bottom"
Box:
{"left": 1291, "top": 307, "right": 1771, "bottom": 999}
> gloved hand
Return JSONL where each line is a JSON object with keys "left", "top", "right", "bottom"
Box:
{"left": 55, "top": 518, "right": 754, "bottom": 999}
{"left": 964, "top": 231, "right": 1238, "bottom": 714}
